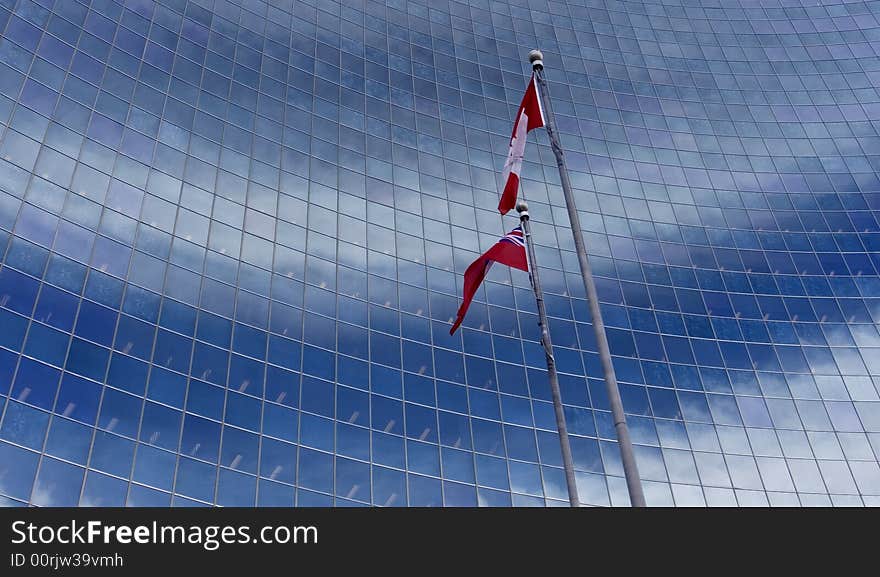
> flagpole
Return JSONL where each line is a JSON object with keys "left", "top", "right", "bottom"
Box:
{"left": 528, "top": 50, "right": 647, "bottom": 507}
{"left": 517, "top": 202, "right": 580, "bottom": 508}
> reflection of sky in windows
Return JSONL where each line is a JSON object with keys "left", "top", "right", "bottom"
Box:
{"left": 0, "top": 0, "right": 879, "bottom": 507}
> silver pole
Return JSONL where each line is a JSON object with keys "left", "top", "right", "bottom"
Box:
{"left": 528, "top": 50, "right": 647, "bottom": 507}
{"left": 517, "top": 202, "right": 580, "bottom": 508}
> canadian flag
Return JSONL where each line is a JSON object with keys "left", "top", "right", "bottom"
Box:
{"left": 498, "top": 75, "right": 545, "bottom": 214}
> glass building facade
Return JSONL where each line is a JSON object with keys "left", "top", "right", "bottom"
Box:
{"left": 0, "top": 0, "right": 879, "bottom": 508}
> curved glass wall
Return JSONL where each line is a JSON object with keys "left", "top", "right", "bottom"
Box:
{"left": 0, "top": 0, "right": 879, "bottom": 507}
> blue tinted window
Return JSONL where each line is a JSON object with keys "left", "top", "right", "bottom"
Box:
{"left": 1, "top": 0, "right": 879, "bottom": 509}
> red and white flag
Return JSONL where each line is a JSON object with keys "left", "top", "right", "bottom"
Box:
{"left": 450, "top": 227, "right": 528, "bottom": 335}
{"left": 498, "top": 75, "right": 545, "bottom": 214}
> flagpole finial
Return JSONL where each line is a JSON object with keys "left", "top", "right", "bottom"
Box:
{"left": 516, "top": 201, "right": 529, "bottom": 220}
{"left": 529, "top": 50, "right": 543, "bottom": 70}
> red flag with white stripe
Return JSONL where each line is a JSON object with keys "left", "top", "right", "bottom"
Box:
{"left": 498, "top": 75, "right": 545, "bottom": 214}
{"left": 450, "top": 227, "right": 528, "bottom": 335}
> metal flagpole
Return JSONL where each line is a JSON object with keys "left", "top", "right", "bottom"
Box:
{"left": 528, "top": 49, "right": 647, "bottom": 507}
{"left": 517, "top": 202, "right": 580, "bottom": 508}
